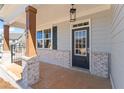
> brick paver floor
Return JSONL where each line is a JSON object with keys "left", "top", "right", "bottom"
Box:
{"left": 32, "top": 62, "right": 112, "bottom": 89}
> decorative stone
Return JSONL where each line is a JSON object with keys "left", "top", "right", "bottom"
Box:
{"left": 21, "top": 56, "right": 40, "bottom": 87}
{"left": 91, "top": 52, "right": 110, "bottom": 78}
{"left": 37, "top": 49, "right": 70, "bottom": 68}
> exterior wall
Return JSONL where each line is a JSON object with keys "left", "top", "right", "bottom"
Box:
{"left": 37, "top": 10, "right": 111, "bottom": 77}
{"left": 55, "top": 10, "right": 111, "bottom": 52}
{"left": 111, "top": 5, "right": 124, "bottom": 88}
{"left": 37, "top": 49, "right": 70, "bottom": 68}
{"left": 91, "top": 52, "right": 110, "bottom": 78}
{"left": 57, "top": 21, "right": 71, "bottom": 51}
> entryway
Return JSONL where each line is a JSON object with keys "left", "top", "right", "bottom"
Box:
{"left": 72, "top": 20, "right": 90, "bottom": 69}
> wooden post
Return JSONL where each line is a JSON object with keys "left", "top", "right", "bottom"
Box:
{"left": 3, "top": 25, "right": 10, "bottom": 51}
{"left": 25, "top": 6, "right": 37, "bottom": 57}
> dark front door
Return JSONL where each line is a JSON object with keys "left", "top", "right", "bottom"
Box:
{"left": 72, "top": 27, "right": 89, "bottom": 69}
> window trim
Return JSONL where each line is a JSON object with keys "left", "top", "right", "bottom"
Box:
{"left": 37, "top": 27, "right": 53, "bottom": 49}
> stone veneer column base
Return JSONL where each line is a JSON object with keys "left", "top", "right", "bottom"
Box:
{"left": 2, "top": 51, "right": 11, "bottom": 64}
{"left": 21, "top": 56, "right": 40, "bottom": 87}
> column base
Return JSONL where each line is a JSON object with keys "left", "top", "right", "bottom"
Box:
{"left": 21, "top": 55, "right": 40, "bottom": 87}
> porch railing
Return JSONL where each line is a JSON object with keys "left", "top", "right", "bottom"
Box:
{"left": 11, "top": 30, "right": 26, "bottom": 64}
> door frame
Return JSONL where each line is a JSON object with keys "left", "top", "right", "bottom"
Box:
{"left": 70, "top": 19, "right": 91, "bottom": 72}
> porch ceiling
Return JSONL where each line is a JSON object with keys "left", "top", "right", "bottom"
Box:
{"left": 0, "top": 4, "right": 22, "bottom": 20}
{"left": 0, "top": 4, "right": 28, "bottom": 27}
{"left": 0, "top": 4, "right": 111, "bottom": 29}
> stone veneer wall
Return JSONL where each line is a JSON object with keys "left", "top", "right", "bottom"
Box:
{"left": 37, "top": 49, "right": 70, "bottom": 68}
{"left": 21, "top": 56, "right": 40, "bottom": 87}
{"left": 91, "top": 52, "right": 110, "bottom": 78}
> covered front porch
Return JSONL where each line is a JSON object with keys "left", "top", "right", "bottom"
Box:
{"left": 0, "top": 4, "right": 111, "bottom": 88}
{"left": 32, "top": 62, "right": 111, "bottom": 89}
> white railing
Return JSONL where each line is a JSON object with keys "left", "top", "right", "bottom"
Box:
{"left": 11, "top": 30, "right": 27, "bottom": 63}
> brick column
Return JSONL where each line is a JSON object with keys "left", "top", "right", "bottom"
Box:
{"left": 3, "top": 25, "right": 10, "bottom": 51}
{"left": 25, "top": 6, "right": 37, "bottom": 57}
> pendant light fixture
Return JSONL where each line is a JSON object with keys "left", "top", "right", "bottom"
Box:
{"left": 70, "top": 4, "right": 76, "bottom": 22}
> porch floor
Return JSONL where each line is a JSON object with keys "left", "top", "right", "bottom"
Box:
{"left": 31, "top": 62, "right": 112, "bottom": 89}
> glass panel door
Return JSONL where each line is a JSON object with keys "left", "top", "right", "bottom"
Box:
{"left": 74, "top": 30, "right": 87, "bottom": 56}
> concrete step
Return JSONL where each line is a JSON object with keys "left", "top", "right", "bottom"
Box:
{"left": 0, "top": 63, "right": 31, "bottom": 89}
{"left": 0, "top": 63, "right": 22, "bottom": 81}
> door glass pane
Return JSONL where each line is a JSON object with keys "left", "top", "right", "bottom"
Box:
{"left": 76, "top": 49, "right": 79, "bottom": 54}
{"left": 74, "top": 30, "right": 87, "bottom": 56}
{"left": 76, "top": 41, "right": 78, "bottom": 48}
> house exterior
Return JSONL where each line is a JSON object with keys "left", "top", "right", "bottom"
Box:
{"left": 0, "top": 33, "right": 23, "bottom": 58}
{"left": 0, "top": 4, "right": 124, "bottom": 88}
{"left": 34, "top": 5, "right": 111, "bottom": 79}
{"left": 111, "top": 5, "right": 124, "bottom": 89}
{"left": 36, "top": 10, "right": 111, "bottom": 78}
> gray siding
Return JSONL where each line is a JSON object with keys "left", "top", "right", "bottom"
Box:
{"left": 57, "top": 10, "right": 111, "bottom": 53}
{"left": 57, "top": 21, "right": 71, "bottom": 51}
{"left": 111, "top": 5, "right": 124, "bottom": 88}
{"left": 37, "top": 10, "right": 111, "bottom": 69}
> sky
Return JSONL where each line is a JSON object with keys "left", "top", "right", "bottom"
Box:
{"left": 0, "top": 20, "right": 24, "bottom": 34}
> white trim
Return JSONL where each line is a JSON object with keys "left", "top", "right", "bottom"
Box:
{"left": 70, "top": 19, "right": 91, "bottom": 71}
{"left": 70, "top": 21, "right": 72, "bottom": 67}
{"left": 89, "top": 19, "right": 92, "bottom": 73}
{"left": 51, "top": 26, "right": 53, "bottom": 49}
{"left": 110, "top": 73, "right": 116, "bottom": 89}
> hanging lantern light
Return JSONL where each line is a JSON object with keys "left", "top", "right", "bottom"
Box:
{"left": 70, "top": 4, "right": 76, "bottom": 22}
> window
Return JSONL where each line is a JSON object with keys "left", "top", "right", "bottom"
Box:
{"left": 74, "top": 30, "right": 87, "bottom": 56}
{"left": 37, "top": 31, "right": 43, "bottom": 48}
{"left": 37, "top": 28, "right": 52, "bottom": 49}
{"left": 72, "top": 21, "right": 89, "bottom": 28}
